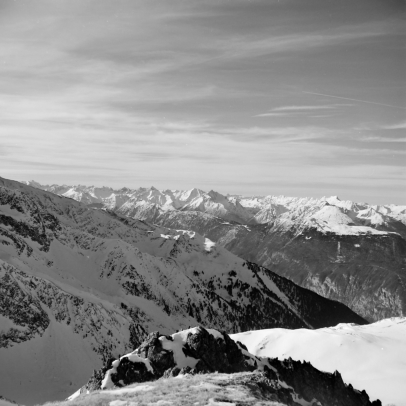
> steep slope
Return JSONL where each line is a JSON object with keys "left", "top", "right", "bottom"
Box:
{"left": 152, "top": 204, "right": 406, "bottom": 322}
{"left": 153, "top": 196, "right": 406, "bottom": 322}
{"left": 231, "top": 317, "right": 406, "bottom": 406}
{"left": 24, "top": 181, "right": 406, "bottom": 321}
{"left": 0, "top": 176, "right": 365, "bottom": 405}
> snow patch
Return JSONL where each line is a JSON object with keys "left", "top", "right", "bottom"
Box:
{"left": 159, "top": 328, "right": 201, "bottom": 369}
{"left": 204, "top": 238, "right": 216, "bottom": 252}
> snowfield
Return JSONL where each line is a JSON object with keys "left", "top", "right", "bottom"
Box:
{"left": 231, "top": 318, "right": 406, "bottom": 406}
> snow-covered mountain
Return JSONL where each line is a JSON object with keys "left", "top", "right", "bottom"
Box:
{"left": 0, "top": 177, "right": 365, "bottom": 405}
{"left": 24, "top": 180, "right": 406, "bottom": 322}
{"left": 231, "top": 317, "right": 406, "bottom": 406}
{"left": 23, "top": 181, "right": 406, "bottom": 231}
{"left": 22, "top": 181, "right": 254, "bottom": 224}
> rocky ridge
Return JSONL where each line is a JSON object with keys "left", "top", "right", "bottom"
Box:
{"left": 71, "top": 326, "right": 381, "bottom": 406}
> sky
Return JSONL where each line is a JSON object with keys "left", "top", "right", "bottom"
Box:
{"left": 0, "top": 0, "right": 405, "bottom": 204}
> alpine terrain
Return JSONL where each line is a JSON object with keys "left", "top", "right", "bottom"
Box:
{"left": 64, "top": 325, "right": 382, "bottom": 406}
{"left": 24, "top": 180, "right": 406, "bottom": 322}
{"left": 0, "top": 177, "right": 365, "bottom": 405}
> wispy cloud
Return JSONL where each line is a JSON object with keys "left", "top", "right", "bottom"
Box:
{"left": 273, "top": 105, "right": 340, "bottom": 111}
{"left": 254, "top": 104, "right": 348, "bottom": 117}
{"left": 381, "top": 121, "right": 406, "bottom": 130}
{"left": 0, "top": 0, "right": 404, "bottom": 204}
{"left": 303, "top": 92, "right": 406, "bottom": 110}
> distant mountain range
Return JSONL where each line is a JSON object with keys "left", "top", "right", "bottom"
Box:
{"left": 23, "top": 180, "right": 406, "bottom": 322}
{"left": 0, "top": 177, "right": 365, "bottom": 405}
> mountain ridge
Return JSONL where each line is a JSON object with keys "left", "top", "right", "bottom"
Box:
{"left": 0, "top": 176, "right": 366, "bottom": 405}
{"left": 22, "top": 179, "right": 406, "bottom": 322}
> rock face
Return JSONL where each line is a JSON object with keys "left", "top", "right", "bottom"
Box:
{"left": 79, "top": 326, "right": 381, "bottom": 406}
{"left": 267, "top": 358, "right": 381, "bottom": 406}
{"left": 0, "top": 176, "right": 366, "bottom": 405}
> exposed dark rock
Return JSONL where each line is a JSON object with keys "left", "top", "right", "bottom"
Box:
{"left": 183, "top": 327, "right": 255, "bottom": 373}
{"left": 111, "top": 356, "right": 155, "bottom": 387}
{"left": 85, "top": 357, "right": 116, "bottom": 392}
{"left": 268, "top": 357, "right": 382, "bottom": 406}
{"left": 133, "top": 331, "right": 175, "bottom": 375}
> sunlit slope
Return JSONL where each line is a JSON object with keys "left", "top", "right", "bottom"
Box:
{"left": 232, "top": 318, "right": 406, "bottom": 406}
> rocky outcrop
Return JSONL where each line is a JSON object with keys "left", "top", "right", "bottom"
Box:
{"left": 80, "top": 326, "right": 381, "bottom": 406}
{"left": 267, "top": 357, "right": 381, "bottom": 406}
{"left": 90, "top": 327, "right": 257, "bottom": 391}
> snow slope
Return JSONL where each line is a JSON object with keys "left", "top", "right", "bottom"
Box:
{"left": 231, "top": 318, "right": 406, "bottom": 406}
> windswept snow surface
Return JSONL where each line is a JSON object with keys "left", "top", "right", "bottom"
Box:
{"left": 231, "top": 318, "right": 406, "bottom": 406}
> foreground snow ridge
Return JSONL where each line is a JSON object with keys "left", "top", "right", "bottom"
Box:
{"left": 68, "top": 325, "right": 381, "bottom": 406}
{"left": 231, "top": 317, "right": 406, "bottom": 406}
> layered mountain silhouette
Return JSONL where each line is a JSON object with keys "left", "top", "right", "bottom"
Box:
{"left": 0, "top": 177, "right": 366, "bottom": 405}
{"left": 24, "top": 180, "right": 406, "bottom": 321}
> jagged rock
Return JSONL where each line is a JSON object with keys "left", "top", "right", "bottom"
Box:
{"left": 183, "top": 327, "right": 254, "bottom": 373}
{"left": 131, "top": 331, "right": 175, "bottom": 375}
{"left": 268, "top": 357, "right": 382, "bottom": 406}
{"left": 111, "top": 356, "right": 154, "bottom": 386}
{"left": 85, "top": 358, "right": 116, "bottom": 392}
{"left": 79, "top": 326, "right": 381, "bottom": 406}
{"left": 88, "top": 326, "right": 255, "bottom": 391}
